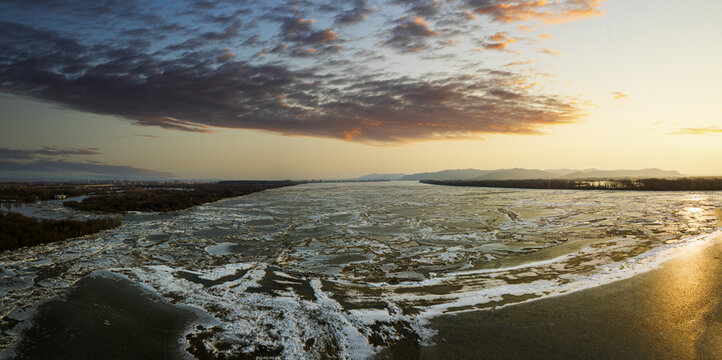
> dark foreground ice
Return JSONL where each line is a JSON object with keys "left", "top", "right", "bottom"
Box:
{"left": 10, "top": 270, "right": 206, "bottom": 360}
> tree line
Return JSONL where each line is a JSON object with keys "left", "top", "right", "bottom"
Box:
{"left": 63, "top": 182, "right": 296, "bottom": 213}
{"left": 0, "top": 184, "right": 109, "bottom": 203}
{"left": 420, "top": 177, "right": 722, "bottom": 191}
{"left": 0, "top": 212, "right": 121, "bottom": 251}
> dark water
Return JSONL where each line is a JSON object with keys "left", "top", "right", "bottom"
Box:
{"left": 11, "top": 271, "right": 205, "bottom": 360}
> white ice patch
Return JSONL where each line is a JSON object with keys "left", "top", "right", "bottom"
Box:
{"left": 205, "top": 242, "right": 236, "bottom": 256}
{"left": 416, "top": 230, "right": 722, "bottom": 326}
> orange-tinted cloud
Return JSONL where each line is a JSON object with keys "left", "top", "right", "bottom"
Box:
{"left": 503, "top": 60, "right": 534, "bottom": 66}
{"left": 674, "top": 127, "right": 722, "bottom": 135}
{"left": 611, "top": 91, "right": 628, "bottom": 100}
{"left": 341, "top": 127, "right": 363, "bottom": 141}
{"left": 474, "top": 0, "right": 606, "bottom": 24}
{"left": 538, "top": 33, "right": 552, "bottom": 40}
{"left": 539, "top": 47, "right": 562, "bottom": 56}
{"left": 489, "top": 31, "right": 510, "bottom": 42}
{"left": 308, "top": 29, "right": 338, "bottom": 42}
{"left": 518, "top": 25, "right": 535, "bottom": 32}
{"left": 385, "top": 16, "right": 439, "bottom": 52}
{"left": 483, "top": 31, "right": 518, "bottom": 51}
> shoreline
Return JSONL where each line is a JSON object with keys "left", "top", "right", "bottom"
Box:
{"left": 406, "top": 232, "right": 722, "bottom": 359}
{"left": 388, "top": 230, "right": 722, "bottom": 327}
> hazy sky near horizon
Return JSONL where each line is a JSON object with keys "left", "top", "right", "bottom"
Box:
{"left": 0, "top": 0, "right": 720, "bottom": 179}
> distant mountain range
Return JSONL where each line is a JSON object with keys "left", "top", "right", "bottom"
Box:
{"left": 353, "top": 168, "right": 684, "bottom": 181}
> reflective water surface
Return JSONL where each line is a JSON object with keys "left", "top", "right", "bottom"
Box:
{"left": 1, "top": 182, "right": 720, "bottom": 358}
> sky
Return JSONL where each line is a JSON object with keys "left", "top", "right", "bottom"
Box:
{"left": 0, "top": 0, "right": 720, "bottom": 180}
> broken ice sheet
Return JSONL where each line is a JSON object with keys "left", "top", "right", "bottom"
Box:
{"left": 1, "top": 182, "right": 720, "bottom": 357}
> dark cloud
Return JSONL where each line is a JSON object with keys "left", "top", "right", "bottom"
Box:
{"left": 335, "top": 0, "right": 376, "bottom": 25}
{"left": 242, "top": 34, "right": 262, "bottom": 46}
{"left": 393, "top": 0, "right": 445, "bottom": 18}
{"left": 0, "top": 146, "right": 166, "bottom": 179}
{"left": 0, "top": 147, "right": 102, "bottom": 160}
{"left": 277, "top": 17, "right": 341, "bottom": 50}
{"left": 0, "top": 160, "right": 174, "bottom": 179}
{"left": 280, "top": 17, "right": 317, "bottom": 40}
{"left": 384, "top": 16, "right": 439, "bottom": 52}
{"left": 0, "top": 0, "right": 591, "bottom": 144}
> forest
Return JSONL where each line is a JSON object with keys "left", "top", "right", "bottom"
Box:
{"left": 0, "top": 212, "right": 120, "bottom": 251}
{"left": 0, "top": 183, "right": 112, "bottom": 203}
{"left": 62, "top": 182, "right": 296, "bottom": 213}
{"left": 421, "top": 177, "right": 722, "bottom": 191}
{"left": 0, "top": 181, "right": 296, "bottom": 251}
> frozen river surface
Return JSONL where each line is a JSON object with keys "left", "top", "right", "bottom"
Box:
{"left": 1, "top": 182, "right": 721, "bottom": 358}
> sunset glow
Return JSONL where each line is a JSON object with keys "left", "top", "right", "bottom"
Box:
{"left": 1, "top": 0, "right": 720, "bottom": 179}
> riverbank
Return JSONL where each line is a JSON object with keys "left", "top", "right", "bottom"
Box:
{"left": 414, "top": 233, "right": 722, "bottom": 359}
{"left": 0, "top": 212, "right": 120, "bottom": 251}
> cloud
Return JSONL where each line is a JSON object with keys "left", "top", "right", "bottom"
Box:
{"left": 135, "top": 134, "right": 160, "bottom": 138}
{"left": 396, "top": 0, "right": 446, "bottom": 18}
{"left": 335, "top": 0, "right": 376, "bottom": 25}
{"left": 305, "top": 29, "right": 339, "bottom": 43}
{"left": 279, "top": 17, "right": 316, "bottom": 41}
{"left": 539, "top": 47, "right": 563, "bottom": 56}
{"left": 0, "top": 0, "right": 594, "bottom": 144}
{"left": 518, "top": 25, "right": 535, "bottom": 32}
{"left": 274, "top": 16, "right": 344, "bottom": 56}
{"left": 384, "top": 16, "right": 439, "bottom": 52}
{"left": 0, "top": 147, "right": 166, "bottom": 179}
{"left": 673, "top": 127, "right": 722, "bottom": 135}
{"left": 482, "top": 31, "right": 518, "bottom": 51}
{"left": 538, "top": 33, "right": 552, "bottom": 40}
{"left": 0, "top": 159, "right": 174, "bottom": 179}
{"left": 471, "top": 0, "right": 606, "bottom": 24}
{"left": 0, "top": 147, "right": 102, "bottom": 160}
{"left": 610, "top": 91, "right": 628, "bottom": 100}
{"left": 503, "top": 60, "right": 534, "bottom": 67}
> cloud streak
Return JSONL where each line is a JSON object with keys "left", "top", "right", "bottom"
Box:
{"left": 539, "top": 47, "right": 563, "bottom": 56}
{"left": 0, "top": 147, "right": 172, "bottom": 179}
{"left": 673, "top": 127, "right": 722, "bottom": 135}
{"left": 0, "top": 160, "right": 175, "bottom": 179}
{"left": 0, "top": 147, "right": 102, "bottom": 160}
{"left": 610, "top": 91, "right": 628, "bottom": 100}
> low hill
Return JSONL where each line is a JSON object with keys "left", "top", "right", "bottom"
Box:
{"left": 354, "top": 168, "right": 685, "bottom": 181}
{"left": 354, "top": 173, "right": 406, "bottom": 181}
{"left": 561, "top": 168, "right": 683, "bottom": 179}
{"left": 475, "top": 168, "right": 557, "bottom": 180}
{"left": 400, "top": 169, "right": 492, "bottom": 181}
